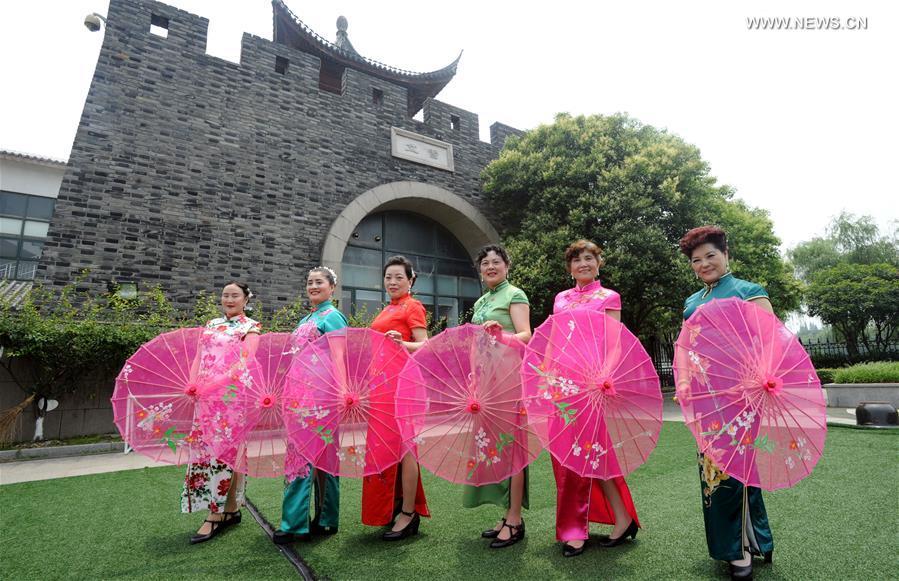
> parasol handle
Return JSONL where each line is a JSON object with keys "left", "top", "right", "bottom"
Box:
{"left": 680, "top": 386, "right": 743, "bottom": 402}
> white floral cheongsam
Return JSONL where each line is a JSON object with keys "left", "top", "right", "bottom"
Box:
{"left": 180, "top": 314, "right": 261, "bottom": 514}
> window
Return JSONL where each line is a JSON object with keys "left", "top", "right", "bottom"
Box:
{"left": 150, "top": 14, "right": 169, "bottom": 38}
{"left": 275, "top": 56, "right": 289, "bottom": 75}
{"left": 372, "top": 88, "right": 384, "bottom": 107}
{"left": 340, "top": 211, "right": 481, "bottom": 326}
{"left": 0, "top": 191, "right": 55, "bottom": 280}
{"left": 319, "top": 61, "right": 345, "bottom": 95}
{"left": 450, "top": 114, "right": 461, "bottom": 131}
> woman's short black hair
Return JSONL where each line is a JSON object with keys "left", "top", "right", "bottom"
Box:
{"left": 475, "top": 244, "right": 510, "bottom": 266}
{"left": 223, "top": 281, "right": 252, "bottom": 298}
{"left": 383, "top": 255, "right": 416, "bottom": 287}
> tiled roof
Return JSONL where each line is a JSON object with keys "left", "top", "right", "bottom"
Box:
{"left": 272, "top": 0, "right": 461, "bottom": 82}
{"left": 0, "top": 150, "right": 67, "bottom": 167}
{"left": 0, "top": 280, "right": 35, "bottom": 308}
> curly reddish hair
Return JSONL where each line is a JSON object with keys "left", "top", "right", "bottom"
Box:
{"left": 679, "top": 226, "right": 728, "bottom": 257}
{"left": 564, "top": 239, "right": 605, "bottom": 268}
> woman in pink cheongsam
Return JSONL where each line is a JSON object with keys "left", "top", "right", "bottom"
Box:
{"left": 550, "top": 240, "right": 640, "bottom": 557}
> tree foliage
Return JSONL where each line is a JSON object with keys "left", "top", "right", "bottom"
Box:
{"left": 483, "top": 113, "right": 800, "bottom": 336}
{"left": 805, "top": 263, "right": 899, "bottom": 357}
{"left": 789, "top": 212, "right": 898, "bottom": 280}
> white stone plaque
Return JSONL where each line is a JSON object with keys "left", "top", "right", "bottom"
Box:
{"left": 390, "top": 127, "right": 454, "bottom": 172}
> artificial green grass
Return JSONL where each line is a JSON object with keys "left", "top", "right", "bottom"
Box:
{"left": 0, "top": 466, "right": 296, "bottom": 580}
{"left": 249, "top": 423, "right": 899, "bottom": 580}
{"left": 2, "top": 423, "right": 897, "bottom": 580}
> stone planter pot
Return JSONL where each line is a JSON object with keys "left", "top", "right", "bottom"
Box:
{"left": 824, "top": 383, "right": 899, "bottom": 408}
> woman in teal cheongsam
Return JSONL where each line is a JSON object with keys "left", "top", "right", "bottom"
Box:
{"left": 273, "top": 267, "right": 348, "bottom": 545}
{"left": 678, "top": 226, "right": 774, "bottom": 581}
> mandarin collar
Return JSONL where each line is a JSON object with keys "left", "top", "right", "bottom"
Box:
{"left": 487, "top": 279, "right": 510, "bottom": 294}
{"left": 703, "top": 271, "right": 733, "bottom": 293}
{"left": 224, "top": 313, "right": 246, "bottom": 323}
{"left": 573, "top": 279, "right": 602, "bottom": 294}
{"left": 311, "top": 300, "right": 334, "bottom": 313}
{"left": 389, "top": 293, "right": 412, "bottom": 305}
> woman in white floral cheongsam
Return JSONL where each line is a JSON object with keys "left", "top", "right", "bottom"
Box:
{"left": 182, "top": 281, "right": 261, "bottom": 544}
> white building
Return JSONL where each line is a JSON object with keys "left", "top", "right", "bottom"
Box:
{"left": 0, "top": 150, "right": 65, "bottom": 287}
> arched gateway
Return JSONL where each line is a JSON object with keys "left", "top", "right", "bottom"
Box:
{"left": 322, "top": 181, "right": 499, "bottom": 323}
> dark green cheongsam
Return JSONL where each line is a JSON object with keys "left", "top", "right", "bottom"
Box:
{"left": 280, "top": 301, "right": 347, "bottom": 534}
{"left": 683, "top": 273, "right": 775, "bottom": 561}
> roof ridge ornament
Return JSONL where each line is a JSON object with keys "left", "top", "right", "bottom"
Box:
{"left": 335, "top": 16, "right": 360, "bottom": 58}
{"left": 272, "top": 0, "right": 462, "bottom": 115}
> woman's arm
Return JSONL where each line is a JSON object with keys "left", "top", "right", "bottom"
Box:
{"left": 606, "top": 309, "right": 621, "bottom": 322}
{"left": 241, "top": 330, "right": 261, "bottom": 360}
{"left": 509, "top": 303, "right": 532, "bottom": 344}
{"left": 673, "top": 343, "right": 692, "bottom": 401}
{"left": 749, "top": 297, "right": 774, "bottom": 314}
{"left": 402, "top": 327, "right": 429, "bottom": 353}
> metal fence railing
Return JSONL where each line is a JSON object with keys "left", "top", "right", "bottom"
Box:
{"left": 645, "top": 336, "right": 899, "bottom": 380}
{"left": 797, "top": 338, "right": 899, "bottom": 367}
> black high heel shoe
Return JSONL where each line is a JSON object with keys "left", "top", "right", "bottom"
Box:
{"left": 222, "top": 510, "right": 241, "bottom": 527}
{"left": 189, "top": 511, "right": 240, "bottom": 545}
{"left": 382, "top": 510, "right": 420, "bottom": 541}
{"left": 489, "top": 520, "right": 525, "bottom": 549}
{"left": 748, "top": 548, "right": 772, "bottom": 564}
{"left": 562, "top": 541, "right": 586, "bottom": 557}
{"left": 597, "top": 519, "right": 638, "bottom": 548}
{"left": 481, "top": 518, "right": 506, "bottom": 539}
{"left": 728, "top": 561, "right": 753, "bottom": 581}
{"left": 310, "top": 516, "right": 338, "bottom": 536}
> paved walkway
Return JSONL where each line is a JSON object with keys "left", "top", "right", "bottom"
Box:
{"left": 662, "top": 397, "right": 858, "bottom": 425}
{"left": 0, "top": 452, "right": 167, "bottom": 485}
{"left": 0, "top": 402, "right": 860, "bottom": 486}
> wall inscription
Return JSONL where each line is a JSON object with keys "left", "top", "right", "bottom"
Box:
{"left": 390, "top": 127, "right": 454, "bottom": 172}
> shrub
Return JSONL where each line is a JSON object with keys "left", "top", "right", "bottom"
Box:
{"left": 816, "top": 368, "right": 838, "bottom": 385}
{"left": 833, "top": 361, "right": 899, "bottom": 384}
{"left": 0, "top": 277, "right": 315, "bottom": 441}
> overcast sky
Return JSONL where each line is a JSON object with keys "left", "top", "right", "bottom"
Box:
{"left": 1, "top": 0, "right": 896, "bottom": 251}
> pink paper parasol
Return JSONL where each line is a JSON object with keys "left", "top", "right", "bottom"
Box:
{"left": 522, "top": 310, "right": 662, "bottom": 479}
{"left": 199, "top": 332, "right": 308, "bottom": 479}
{"left": 674, "top": 297, "right": 827, "bottom": 490}
{"left": 283, "top": 327, "right": 408, "bottom": 478}
{"left": 395, "top": 324, "right": 541, "bottom": 485}
{"left": 111, "top": 327, "right": 244, "bottom": 465}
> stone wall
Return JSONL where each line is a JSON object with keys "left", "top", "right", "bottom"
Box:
{"left": 0, "top": 362, "right": 116, "bottom": 442}
{"left": 39, "top": 0, "right": 515, "bottom": 309}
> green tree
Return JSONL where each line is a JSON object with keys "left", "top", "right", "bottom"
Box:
{"left": 862, "top": 264, "right": 899, "bottom": 352}
{"left": 711, "top": 198, "right": 803, "bottom": 319}
{"left": 806, "top": 263, "right": 899, "bottom": 357}
{"left": 789, "top": 212, "right": 898, "bottom": 280}
{"left": 483, "top": 113, "right": 799, "bottom": 336}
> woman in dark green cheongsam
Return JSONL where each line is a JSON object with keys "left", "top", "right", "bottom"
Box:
{"left": 677, "top": 226, "right": 775, "bottom": 581}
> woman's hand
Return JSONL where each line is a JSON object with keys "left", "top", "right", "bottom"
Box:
{"left": 385, "top": 330, "right": 404, "bottom": 345}
{"left": 675, "top": 380, "right": 691, "bottom": 402}
{"left": 482, "top": 320, "right": 503, "bottom": 333}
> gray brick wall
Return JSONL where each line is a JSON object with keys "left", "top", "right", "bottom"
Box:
{"left": 40, "top": 0, "right": 514, "bottom": 308}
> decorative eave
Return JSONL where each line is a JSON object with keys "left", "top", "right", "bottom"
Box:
{"left": 0, "top": 150, "right": 67, "bottom": 168}
{"left": 272, "top": 0, "right": 461, "bottom": 116}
